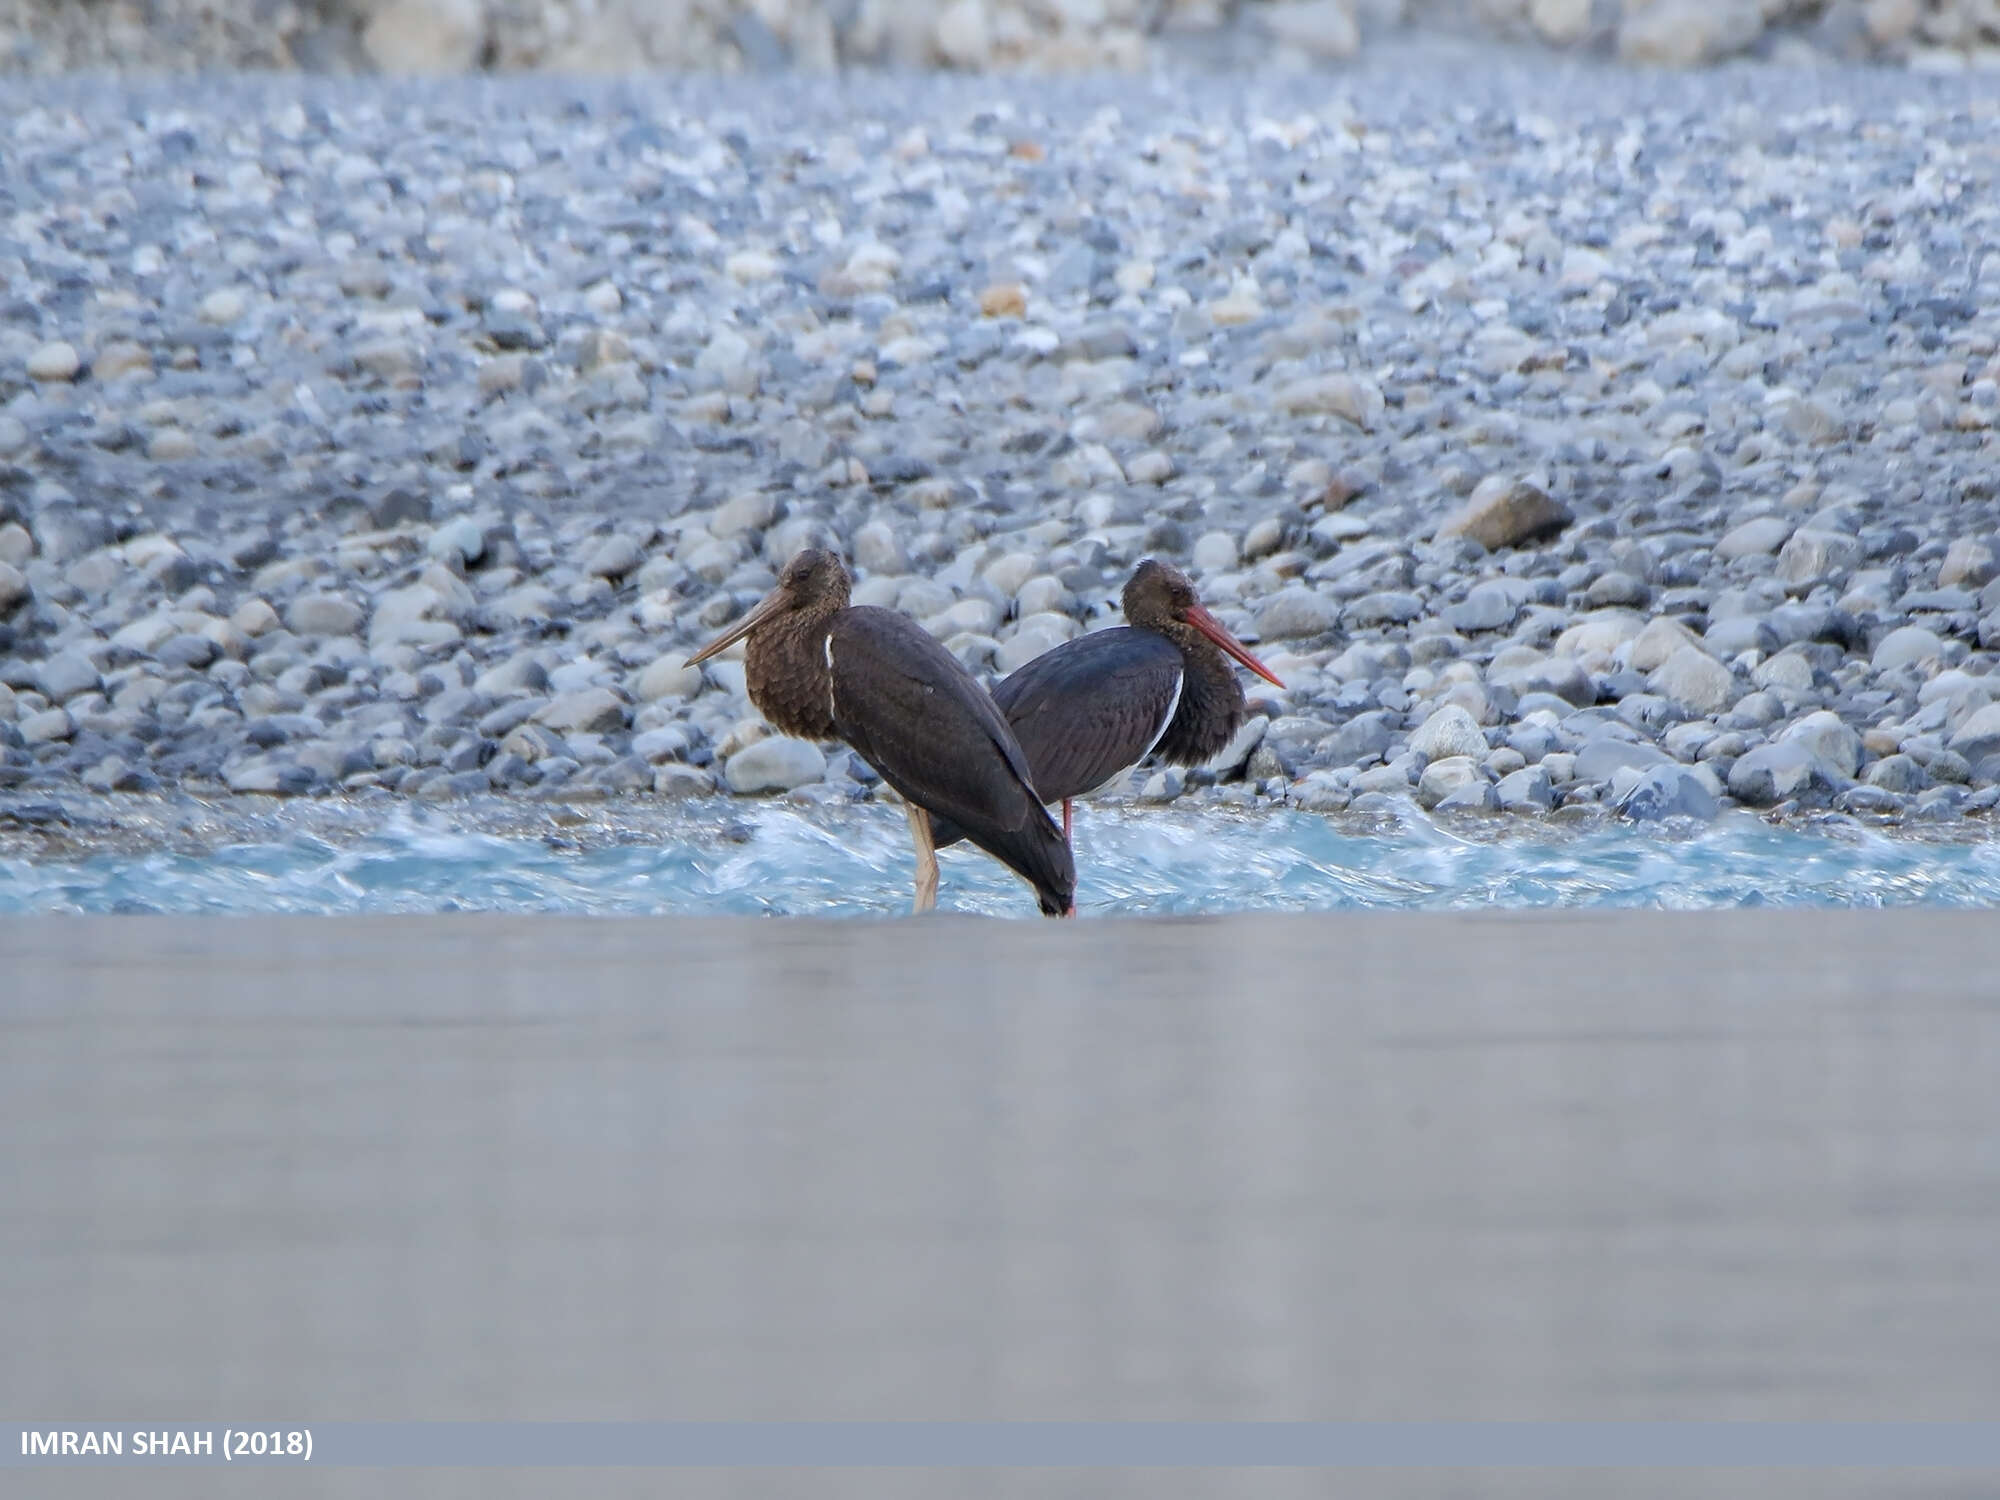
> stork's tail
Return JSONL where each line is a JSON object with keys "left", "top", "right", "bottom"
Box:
{"left": 960, "top": 805, "right": 1075, "bottom": 917}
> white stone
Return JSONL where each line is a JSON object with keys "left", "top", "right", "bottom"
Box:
{"left": 724, "top": 737, "right": 826, "bottom": 794}
{"left": 285, "top": 593, "right": 365, "bottom": 637}
{"left": 1193, "top": 531, "right": 1240, "bottom": 574}
{"left": 1529, "top": 0, "right": 1592, "bottom": 43}
{"left": 1714, "top": 514, "right": 1794, "bottom": 560}
{"left": 1648, "top": 646, "right": 1736, "bottom": 716}
{"left": 1262, "top": 0, "right": 1361, "bottom": 59}
{"left": 1873, "top": 625, "right": 1946, "bottom": 674}
{"left": 710, "top": 490, "right": 777, "bottom": 538}
{"left": 635, "top": 654, "right": 702, "bottom": 702}
{"left": 1627, "top": 616, "right": 1706, "bottom": 673}
{"left": 1556, "top": 609, "right": 1647, "bottom": 662}
{"left": 1273, "top": 373, "right": 1383, "bottom": 430}
{"left": 933, "top": 0, "right": 991, "bottom": 67}
{"left": 981, "top": 551, "right": 1039, "bottom": 599}
{"left": 199, "top": 288, "right": 246, "bottom": 325}
{"left": 1939, "top": 536, "right": 1998, "bottom": 589}
{"left": 725, "top": 248, "right": 780, "bottom": 285}
{"left": 1781, "top": 710, "right": 1862, "bottom": 779}
{"left": 1256, "top": 588, "right": 1339, "bottom": 640}
{"left": 362, "top": 0, "right": 486, "bottom": 73}
{"left": 535, "top": 687, "right": 628, "bottom": 735}
{"left": 27, "top": 341, "right": 80, "bottom": 381}
{"left": 1409, "top": 704, "right": 1486, "bottom": 762}
{"left": 853, "top": 521, "right": 908, "bottom": 576}
{"left": 1947, "top": 702, "right": 2000, "bottom": 761}
{"left": 696, "top": 328, "right": 755, "bottom": 392}
{"left": 1415, "top": 756, "right": 1481, "bottom": 810}
{"left": 1775, "top": 529, "right": 1861, "bottom": 587}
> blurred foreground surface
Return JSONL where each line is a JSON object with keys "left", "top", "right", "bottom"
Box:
{"left": 4, "top": 911, "right": 1999, "bottom": 1497}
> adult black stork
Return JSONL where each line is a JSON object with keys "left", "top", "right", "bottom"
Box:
{"left": 685, "top": 548, "right": 1075, "bottom": 917}
{"left": 930, "top": 558, "right": 1284, "bottom": 851}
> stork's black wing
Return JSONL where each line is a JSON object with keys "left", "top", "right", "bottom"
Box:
{"left": 827, "top": 606, "right": 1073, "bottom": 915}
{"left": 994, "top": 627, "right": 1185, "bottom": 802}
{"left": 932, "top": 627, "right": 1183, "bottom": 849}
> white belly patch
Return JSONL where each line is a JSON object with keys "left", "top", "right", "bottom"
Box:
{"left": 1141, "top": 668, "right": 1184, "bottom": 761}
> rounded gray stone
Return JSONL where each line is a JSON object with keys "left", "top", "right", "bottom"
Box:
{"left": 1780, "top": 710, "right": 1862, "bottom": 780}
{"left": 285, "top": 593, "right": 366, "bottom": 637}
{"left": 1255, "top": 588, "right": 1339, "bottom": 640}
{"left": 534, "top": 687, "right": 629, "bottom": 735}
{"left": 1873, "top": 625, "right": 1946, "bottom": 674}
{"left": 724, "top": 736, "right": 826, "bottom": 794}
{"left": 1409, "top": 704, "right": 1486, "bottom": 762}
{"left": 35, "top": 650, "right": 102, "bottom": 703}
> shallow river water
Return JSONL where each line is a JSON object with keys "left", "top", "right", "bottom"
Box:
{"left": 4, "top": 802, "right": 2000, "bottom": 916}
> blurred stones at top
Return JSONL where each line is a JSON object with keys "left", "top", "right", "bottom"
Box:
{"left": 0, "top": 0, "right": 1992, "bottom": 75}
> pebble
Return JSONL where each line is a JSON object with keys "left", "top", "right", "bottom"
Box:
{"left": 585, "top": 533, "right": 643, "bottom": 580}
{"left": 1495, "top": 764, "right": 1555, "bottom": 812}
{"left": 1435, "top": 479, "right": 1573, "bottom": 552}
{"left": 1873, "top": 626, "right": 1946, "bottom": 674}
{"left": 1715, "top": 516, "right": 1794, "bottom": 561}
{"left": 724, "top": 737, "right": 826, "bottom": 794}
{"left": 654, "top": 764, "right": 716, "bottom": 797}
{"left": 18, "top": 707, "right": 75, "bottom": 744}
{"left": 285, "top": 594, "right": 365, "bottom": 637}
{"left": 1868, "top": 754, "right": 1928, "bottom": 793}
{"left": 635, "top": 654, "right": 703, "bottom": 702}
{"left": 1192, "top": 532, "right": 1239, "bottom": 574}
{"left": 535, "top": 688, "right": 628, "bottom": 735}
{"left": 1947, "top": 703, "right": 2000, "bottom": 762}
{"left": 1256, "top": 588, "right": 1340, "bottom": 640}
{"left": 1727, "top": 742, "right": 1827, "bottom": 806}
{"left": 428, "top": 518, "right": 486, "bottom": 567}
{"left": 853, "top": 521, "right": 909, "bottom": 576}
{"left": 1781, "top": 711, "right": 1862, "bottom": 779}
{"left": 979, "top": 283, "right": 1027, "bottom": 319}
{"left": 27, "top": 341, "right": 81, "bottom": 382}
{"left": 1647, "top": 646, "right": 1735, "bottom": 716}
{"left": 1409, "top": 704, "right": 1486, "bottom": 762}
{"left": 1415, "top": 756, "right": 1481, "bottom": 809}
{"left": 1940, "top": 538, "right": 1999, "bottom": 589}
{"left": 199, "top": 287, "right": 247, "bottom": 324}
{"left": 35, "top": 651, "right": 103, "bottom": 704}
{"left": 1616, "top": 763, "right": 1720, "bottom": 822}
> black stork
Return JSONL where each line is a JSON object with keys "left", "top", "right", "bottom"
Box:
{"left": 930, "top": 558, "right": 1285, "bottom": 851}
{"left": 684, "top": 548, "right": 1075, "bottom": 917}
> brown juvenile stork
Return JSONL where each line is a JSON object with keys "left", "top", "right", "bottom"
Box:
{"left": 930, "top": 558, "right": 1284, "bottom": 852}
{"left": 685, "top": 549, "right": 1075, "bottom": 917}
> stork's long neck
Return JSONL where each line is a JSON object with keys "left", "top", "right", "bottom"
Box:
{"left": 1152, "top": 623, "right": 1249, "bottom": 766}
{"left": 745, "top": 599, "right": 842, "bottom": 740}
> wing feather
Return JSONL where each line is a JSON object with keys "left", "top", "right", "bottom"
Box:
{"left": 828, "top": 607, "right": 1073, "bottom": 910}
{"left": 992, "top": 627, "right": 1184, "bottom": 802}
{"left": 932, "top": 627, "right": 1183, "bottom": 850}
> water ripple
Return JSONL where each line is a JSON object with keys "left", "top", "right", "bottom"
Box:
{"left": 4, "top": 805, "right": 2000, "bottom": 917}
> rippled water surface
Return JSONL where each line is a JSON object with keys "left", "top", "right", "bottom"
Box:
{"left": 5, "top": 804, "right": 2000, "bottom": 915}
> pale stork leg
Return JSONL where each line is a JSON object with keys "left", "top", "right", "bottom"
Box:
{"left": 1062, "top": 799, "right": 1076, "bottom": 917}
{"left": 905, "top": 801, "right": 939, "bottom": 915}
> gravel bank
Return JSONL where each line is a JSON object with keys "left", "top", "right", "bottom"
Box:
{"left": 4, "top": 54, "right": 2000, "bottom": 831}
